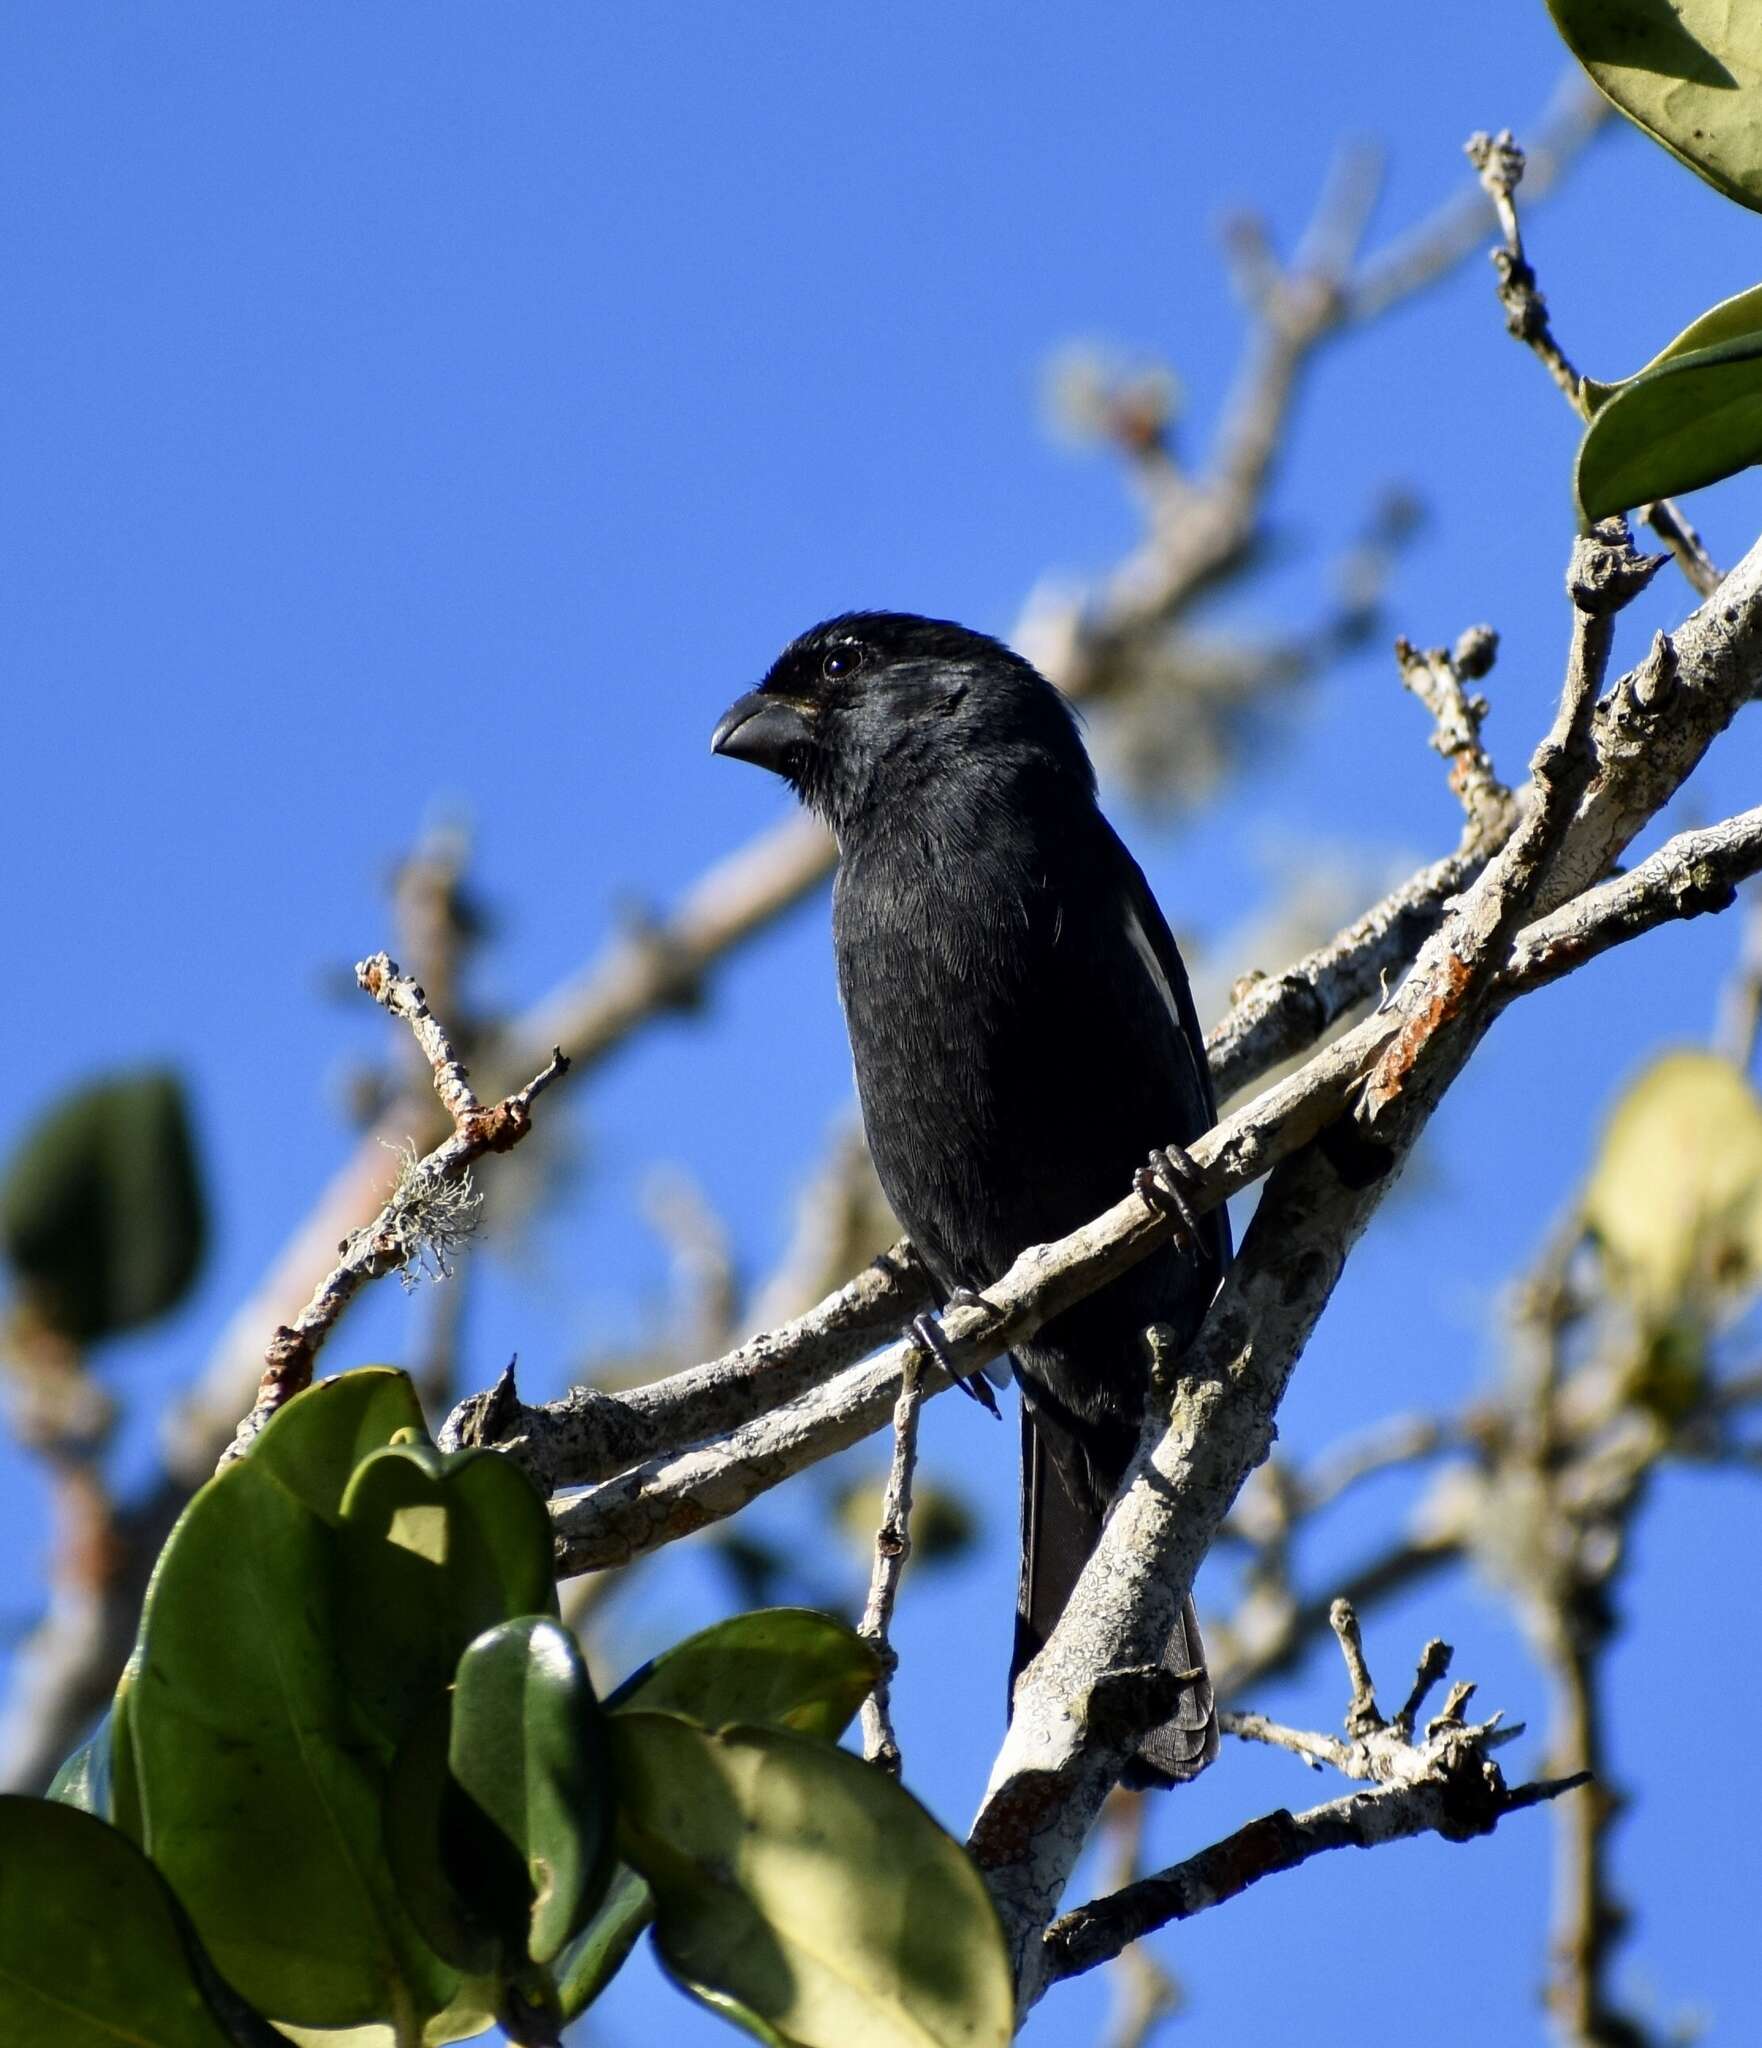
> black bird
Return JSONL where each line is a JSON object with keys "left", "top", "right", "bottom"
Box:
{"left": 712, "top": 612, "right": 1227, "bottom": 1783}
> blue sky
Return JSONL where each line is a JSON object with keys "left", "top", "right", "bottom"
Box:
{"left": 4, "top": 8, "right": 1760, "bottom": 2044}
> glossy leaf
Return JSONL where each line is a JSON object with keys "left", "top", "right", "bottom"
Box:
{"left": 1581, "top": 282, "right": 1762, "bottom": 414}
{"left": 50, "top": 1648, "right": 145, "bottom": 1839}
{"left": 0, "top": 1795, "right": 283, "bottom": 2047}
{"left": 129, "top": 1450, "right": 460, "bottom": 2027}
{"left": 607, "top": 1607, "right": 880, "bottom": 1739}
{"left": 0, "top": 1067, "right": 205, "bottom": 1343}
{"left": 336, "top": 1441, "right": 557, "bottom": 1747}
{"left": 614, "top": 1713, "right": 1014, "bottom": 2048}
{"left": 1585, "top": 1049, "right": 1762, "bottom": 1317}
{"left": 446, "top": 1619, "right": 616, "bottom": 1967}
{"left": 274, "top": 2010, "right": 497, "bottom": 2048}
{"left": 247, "top": 1366, "right": 429, "bottom": 1522}
{"left": 1575, "top": 333, "right": 1762, "bottom": 522}
{"left": 553, "top": 1865, "right": 654, "bottom": 2021}
{"left": 1545, "top": 0, "right": 1762, "bottom": 212}
{"left": 47, "top": 1711, "right": 113, "bottom": 1818}
{"left": 385, "top": 1700, "right": 502, "bottom": 1975}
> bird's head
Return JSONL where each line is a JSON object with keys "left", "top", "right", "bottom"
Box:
{"left": 710, "top": 611, "right": 1090, "bottom": 837}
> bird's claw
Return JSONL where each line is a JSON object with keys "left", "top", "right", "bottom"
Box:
{"left": 908, "top": 1306, "right": 1003, "bottom": 1418}
{"left": 1134, "top": 1144, "right": 1205, "bottom": 1257}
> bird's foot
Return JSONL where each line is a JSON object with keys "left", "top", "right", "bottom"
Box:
{"left": 908, "top": 1299, "right": 1004, "bottom": 1418}
{"left": 1134, "top": 1144, "right": 1206, "bottom": 1256}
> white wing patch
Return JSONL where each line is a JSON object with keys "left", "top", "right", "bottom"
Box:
{"left": 1124, "top": 898, "right": 1180, "bottom": 1027}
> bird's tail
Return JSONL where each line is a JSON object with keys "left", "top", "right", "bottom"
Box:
{"left": 1013, "top": 1404, "right": 1218, "bottom": 1786}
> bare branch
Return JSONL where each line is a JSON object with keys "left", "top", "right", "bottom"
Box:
{"left": 1215, "top": 1710, "right": 1352, "bottom": 1773}
{"left": 970, "top": 532, "right": 1762, "bottom": 2003}
{"left": 1504, "top": 807, "right": 1762, "bottom": 996}
{"left": 175, "top": 90, "right": 1609, "bottom": 1495}
{"left": 1393, "top": 627, "right": 1518, "bottom": 853}
{"left": 1465, "top": 125, "right": 1719, "bottom": 598}
{"left": 217, "top": 956, "right": 567, "bottom": 1467}
{"left": 1465, "top": 128, "right": 1583, "bottom": 407}
{"left": 543, "top": 770, "right": 1762, "bottom": 1576}
{"left": 858, "top": 1355, "right": 927, "bottom": 1775}
{"left": 1347, "top": 72, "right": 1608, "bottom": 323}
{"left": 441, "top": 1243, "right": 930, "bottom": 1484}
{"left": 1050, "top": 1624, "right": 1583, "bottom": 1985}
{"left": 1043, "top": 1767, "right": 1587, "bottom": 1985}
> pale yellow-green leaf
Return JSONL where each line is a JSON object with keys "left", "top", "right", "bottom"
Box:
{"left": 614, "top": 1714, "right": 1014, "bottom": 2048}
{"left": 273, "top": 2010, "right": 494, "bottom": 2047}
{"left": 1584, "top": 1050, "right": 1762, "bottom": 1317}
{"left": 1546, "top": 0, "right": 1762, "bottom": 212}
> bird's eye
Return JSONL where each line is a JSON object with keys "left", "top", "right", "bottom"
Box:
{"left": 821, "top": 643, "right": 864, "bottom": 682}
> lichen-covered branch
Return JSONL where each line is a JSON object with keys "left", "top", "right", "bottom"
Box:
{"left": 542, "top": 770, "right": 1762, "bottom": 1580}
{"left": 969, "top": 533, "right": 1762, "bottom": 2004}
{"left": 1044, "top": 1609, "right": 1583, "bottom": 1982}
{"left": 1043, "top": 1766, "right": 1585, "bottom": 1984}
{"left": 217, "top": 955, "right": 566, "bottom": 1467}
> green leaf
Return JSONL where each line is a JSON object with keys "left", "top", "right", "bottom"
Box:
{"left": 336, "top": 1442, "right": 557, "bottom": 1748}
{"left": 613, "top": 1714, "right": 1014, "bottom": 2048}
{"left": 384, "top": 1700, "right": 502, "bottom": 1976}
{"left": 0, "top": 1068, "right": 205, "bottom": 1344}
{"left": 572, "top": 1606, "right": 881, "bottom": 2015}
{"left": 444, "top": 1620, "right": 615, "bottom": 1967}
{"left": 1545, "top": 0, "right": 1762, "bottom": 212}
{"left": 1575, "top": 331, "right": 1762, "bottom": 522}
{"left": 607, "top": 1608, "right": 880, "bottom": 1740}
{"left": 129, "top": 1451, "right": 460, "bottom": 2028}
{"left": 51, "top": 1653, "right": 145, "bottom": 1838}
{"left": 1585, "top": 1049, "right": 1762, "bottom": 1318}
{"left": 553, "top": 1865, "right": 654, "bottom": 2021}
{"left": 0, "top": 1795, "right": 284, "bottom": 2047}
{"left": 248, "top": 1367, "right": 430, "bottom": 1523}
{"left": 47, "top": 1713, "right": 113, "bottom": 1818}
{"left": 273, "top": 2011, "right": 496, "bottom": 2048}
{"left": 1581, "top": 282, "right": 1762, "bottom": 413}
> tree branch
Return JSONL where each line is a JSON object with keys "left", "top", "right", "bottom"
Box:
{"left": 217, "top": 954, "right": 566, "bottom": 1467}
{"left": 970, "top": 532, "right": 1762, "bottom": 2004}
{"left": 857, "top": 1355, "right": 927, "bottom": 1775}
{"left": 1043, "top": 1768, "right": 1587, "bottom": 1985}
{"left": 542, "top": 782, "right": 1762, "bottom": 1577}
{"left": 1465, "top": 125, "right": 1719, "bottom": 598}
{"left": 1046, "top": 1607, "right": 1582, "bottom": 1982}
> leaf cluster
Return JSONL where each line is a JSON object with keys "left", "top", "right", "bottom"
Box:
{"left": 11, "top": 1369, "right": 1013, "bottom": 2048}
{"left": 1543, "top": 2, "right": 1762, "bottom": 522}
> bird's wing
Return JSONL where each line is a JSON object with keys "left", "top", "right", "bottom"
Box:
{"left": 1104, "top": 821, "right": 1232, "bottom": 1269}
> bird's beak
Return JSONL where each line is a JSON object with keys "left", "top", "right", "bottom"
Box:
{"left": 710, "top": 690, "right": 813, "bottom": 774}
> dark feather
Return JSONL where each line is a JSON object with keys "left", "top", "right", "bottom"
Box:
{"left": 713, "top": 611, "right": 1227, "bottom": 1785}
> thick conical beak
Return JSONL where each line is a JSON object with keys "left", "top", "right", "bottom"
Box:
{"left": 710, "top": 690, "right": 813, "bottom": 775}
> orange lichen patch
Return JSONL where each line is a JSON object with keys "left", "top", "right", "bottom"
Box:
{"left": 1360, "top": 950, "right": 1475, "bottom": 1118}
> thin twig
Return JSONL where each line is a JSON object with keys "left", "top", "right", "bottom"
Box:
{"left": 1041, "top": 1768, "right": 1589, "bottom": 1984}
{"left": 857, "top": 1356, "right": 927, "bottom": 1776}
{"left": 1393, "top": 625, "right": 1518, "bottom": 853}
{"left": 1216, "top": 1710, "right": 1351, "bottom": 1773}
{"left": 217, "top": 955, "right": 567, "bottom": 1467}
{"left": 1330, "top": 1598, "right": 1382, "bottom": 1735}
{"left": 1348, "top": 72, "right": 1608, "bottom": 324}
{"left": 1466, "top": 126, "right": 1720, "bottom": 597}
